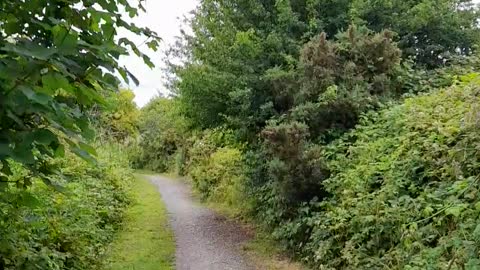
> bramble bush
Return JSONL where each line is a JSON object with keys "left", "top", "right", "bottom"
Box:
{"left": 184, "top": 128, "right": 249, "bottom": 209}
{"left": 190, "top": 147, "right": 246, "bottom": 206}
{"left": 283, "top": 75, "right": 480, "bottom": 269}
{"left": 0, "top": 143, "right": 133, "bottom": 270}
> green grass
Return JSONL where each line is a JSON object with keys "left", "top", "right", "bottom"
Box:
{"left": 103, "top": 175, "right": 175, "bottom": 270}
{"left": 242, "top": 231, "right": 306, "bottom": 270}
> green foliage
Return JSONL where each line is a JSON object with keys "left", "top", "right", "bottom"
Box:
{"left": 261, "top": 121, "right": 329, "bottom": 204}
{"left": 168, "top": 0, "right": 479, "bottom": 139}
{"left": 175, "top": 65, "right": 236, "bottom": 129}
{"left": 276, "top": 76, "right": 480, "bottom": 269}
{"left": 0, "top": 2, "right": 159, "bottom": 269}
{"left": 132, "top": 98, "right": 190, "bottom": 172}
{"left": 100, "top": 90, "right": 140, "bottom": 141}
{"left": 181, "top": 127, "right": 240, "bottom": 175}
{"left": 291, "top": 26, "right": 404, "bottom": 140}
{"left": 168, "top": 0, "right": 318, "bottom": 134}
{"left": 300, "top": 26, "right": 401, "bottom": 101}
{"left": 237, "top": 26, "right": 405, "bottom": 233}
{"left": 0, "top": 144, "right": 134, "bottom": 269}
{"left": 351, "top": 0, "right": 480, "bottom": 67}
{"left": 190, "top": 147, "right": 247, "bottom": 207}
{"left": 134, "top": 0, "right": 480, "bottom": 268}
{"left": 133, "top": 117, "right": 248, "bottom": 208}
{"left": 0, "top": 0, "right": 159, "bottom": 182}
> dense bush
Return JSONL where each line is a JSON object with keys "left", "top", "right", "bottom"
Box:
{"left": 277, "top": 76, "right": 480, "bottom": 269}
{"left": 350, "top": 0, "right": 480, "bottom": 67}
{"left": 299, "top": 26, "right": 402, "bottom": 102}
{"left": 100, "top": 90, "right": 140, "bottom": 141}
{"left": 131, "top": 98, "right": 190, "bottom": 172}
{"left": 279, "top": 26, "right": 406, "bottom": 141}
{"left": 190, "top": 147, "right": 246, "bottom": 206}
{"left": 0, "top": 144, "right": 133, "bottom": 270}
{"left": 236, "top": 26, "right": 405, "bottom": 230}
{"left": 183, "top": 128, "right": 246, "bottom": 206}
{"left": 261, "top": 121, "right": 329, "bottom": 205}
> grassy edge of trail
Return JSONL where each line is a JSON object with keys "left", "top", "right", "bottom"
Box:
{"left": 203, "top": 197, "right": 307, "bottom": 270}
{"left": 241, "top": 231, "right": 307, "bottom": 270}
{"left": 102, "top": 174, "right": 175, "bottom": 270}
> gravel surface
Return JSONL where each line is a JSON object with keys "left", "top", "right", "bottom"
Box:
{"left": 148, "top": 175, "right": 255, "bottom": 270}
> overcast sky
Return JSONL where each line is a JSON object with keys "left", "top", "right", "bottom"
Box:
{"left": 119, "top": 0, "right": 198, "bottom": 107}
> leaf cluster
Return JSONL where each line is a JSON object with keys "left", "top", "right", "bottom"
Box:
{"left": 0, "top": 0, "right": 159, "bottom": 183}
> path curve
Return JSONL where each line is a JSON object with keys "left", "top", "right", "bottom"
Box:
{"left": 148, "top": 175, "right": 255, "bottom": 270}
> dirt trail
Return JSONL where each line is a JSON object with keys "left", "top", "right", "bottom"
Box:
{"left": 148, "top": 175, "right": 255, "bottom": 270}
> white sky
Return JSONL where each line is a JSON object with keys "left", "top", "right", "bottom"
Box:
{"left": 119, "top": 0, "right": 198, "bottom": 107}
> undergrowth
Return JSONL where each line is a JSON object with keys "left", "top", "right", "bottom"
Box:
{"left": 0, "top": 144, "right": 133, "bottom": 270}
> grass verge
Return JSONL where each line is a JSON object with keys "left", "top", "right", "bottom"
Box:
{"left": 102, "top": 174, "right": 175, "bottom": 270}
{"left": 241, "top": 231, "right": 306, "bottom": 270}
{"left": 203, "top": 201, "right": 306, "bottom": 270}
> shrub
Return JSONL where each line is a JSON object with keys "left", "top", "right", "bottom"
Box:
{"left": 303, "top": 75, "right": 480, "bottom": 269}
{"left": 132, "top": 97, "right": 190, "bottom": 173}
{"left": 292, "top": 26, "right": 405, "bottom": 141}
{"left": 184, "top": 128, "right": 241, "bottom": 175}
{"left": 261, "top": 121, "right": 330, "bottom": 205}
{"left": 178, "top": 127, "right": 247, "bottom": 209}
{"left": 190, "top": 147, "right": 246, "bottom": 206}
{"left": 0, "top": 144, "right": 133, "bottom": 270}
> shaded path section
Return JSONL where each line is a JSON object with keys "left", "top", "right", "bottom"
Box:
{"left": 148, "top": 175, "right": 255, "bottom": 270}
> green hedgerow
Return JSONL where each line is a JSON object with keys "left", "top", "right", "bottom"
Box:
{"left": 304, "top": 74, "right": 480, "bottom": 269}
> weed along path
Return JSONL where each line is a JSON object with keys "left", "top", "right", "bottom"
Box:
{"left": 148, "top": 175, "right": 255, "bottom": 270}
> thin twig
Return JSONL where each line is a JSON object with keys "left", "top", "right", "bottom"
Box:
{"left": 447, "top": 251, "right": 456, "bottom": 270}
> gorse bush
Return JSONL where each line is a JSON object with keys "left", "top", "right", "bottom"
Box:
{"left": 299, "top": 26, "right": 402, "bottom": 101}
{"left": 261, "top": 121, "right": 329, "bottom": 205}
{"left": 290, "top": 26, "right": 416, "bottom": 143}
{"left": 0, "top": 144, "right": 133, "bottom": 270}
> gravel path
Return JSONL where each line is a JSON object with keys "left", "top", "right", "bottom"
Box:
{"left": 148, "top": 175, "right": 255, "bottom": 270}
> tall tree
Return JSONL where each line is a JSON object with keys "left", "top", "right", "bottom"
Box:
{"left": 168, "top": 0, "right": 479, "bottom": 140}
{"left": 351, "top": 0, "right": 480, "bottom": 67}
{"left": 169, "top": 0, "right": 322, "bottom": 136}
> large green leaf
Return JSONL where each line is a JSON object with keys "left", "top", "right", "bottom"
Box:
{"left": 42, "top": 73, "right": 74, "bottom": 93}
{"left": 71, "top": 146, "right": 96, "bottom": 164}
{"left": 1, "top": 42, "right": 58, "bottom": 60}
{"left": 33, "top": 129, "right": 57, "bottom": 146}
{"left": 19, "top": 85, "right": 52, "bottom": 105}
